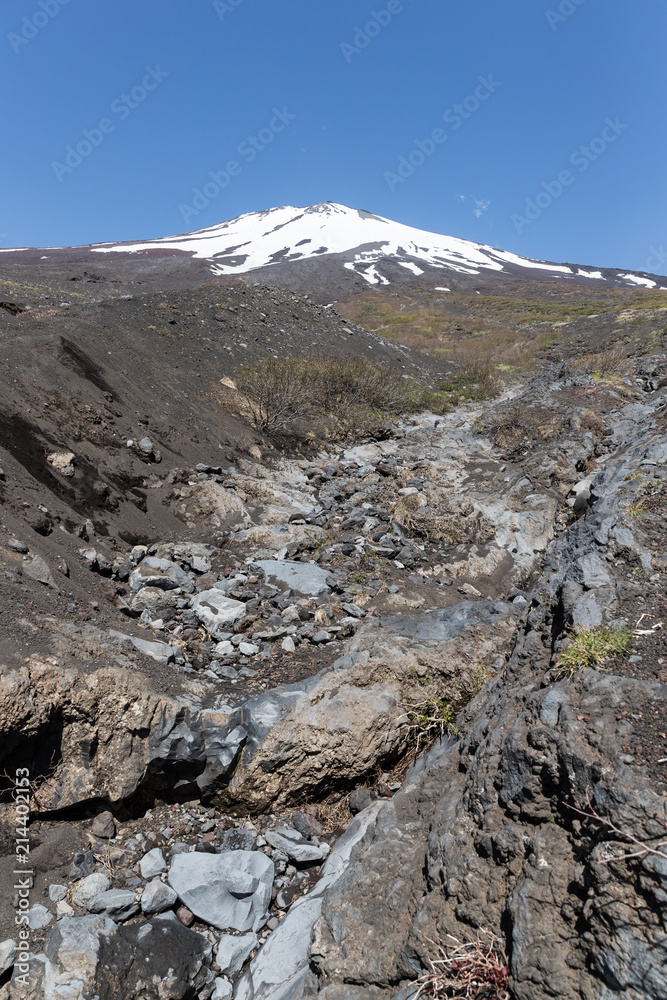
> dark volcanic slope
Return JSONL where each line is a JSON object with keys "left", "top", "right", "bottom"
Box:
{"left": 0, "top": 271, "right": 436, "bottom": 550}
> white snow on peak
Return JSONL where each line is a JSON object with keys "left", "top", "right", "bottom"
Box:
{"left": 77, "top": 202, "right": 659, "bottom": 291}
{"left": 616, "top": 272, "right": 658, "bottom": 288}
{"left": 89, "top": 202, "right": 576, "bottom": 283}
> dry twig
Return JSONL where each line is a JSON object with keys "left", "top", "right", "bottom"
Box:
{"left": 565, "top": 787, "right": 667, "bottom": 864}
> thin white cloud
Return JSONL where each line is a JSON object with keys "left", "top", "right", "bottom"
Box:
{"left": 473, "top": 198, "right": 491, "bottom": 218}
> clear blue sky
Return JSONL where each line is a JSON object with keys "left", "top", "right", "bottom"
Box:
{"left": 2, "top": 0, "right": 666, "bottom": 274}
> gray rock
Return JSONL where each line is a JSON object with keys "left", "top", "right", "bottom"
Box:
{"left": 281, "top": 636, "right": 296, "bottom": 653}
{"left": 71, "top": 872, "right": 111, "bottom": 907}
{"left": 6, "top": 538, "right": 28, "bottom": 553}
{"left": 87, "top": 888, "right": 140, "bottom": 921}
{"left": 0, "top": 939, "right": 15, "bottom": 975}
{"left": 212, "top": 979, "right": 233, "bottom": 999}
{"left": 349, "top": 787, "right": 375, "bottom": 815}
{"left": 129, "top": 556, "right": 194, "bottom": 593}
{"left": 141, "top": 878, "right": 178, "bottom": 915}
{"left": 215, "top": 932, "right": 258, "bottom": 975}
{"left": 110, "top": 631, "right": 176, "bottom": 665}
{"left": 265, "top": 828, "right": 326, "bottom": 865}
{"left": 139, "top": 436, "right": 154, "bottom": 453}
{"left": 220, "top": 829, "right": 256, "bottom": 853}
{"left": 191, "top": 589, "right": 247, "bottom": 636}
{"left": 23, "top": 554, "right": 58, "bottom": 589}
{"left": 70, "top": 848, "right": 96, "bottom": 880}
{"left": 253, "top": 560, "right": 331, "bottom": 597}
{"left": 91, "top": 810, "right": 116, "bottom": 839}
{"left": 577, "top": 552, "right": 612, "bottom": 589}
{"left": 235, "top": 803, "right": 382, "bottom": 1000}
{"left": 49, "top": 884, "right": 68, "bottom": 902}
{"left": 167, "top": 850, "right": 273, "bottom": 931}
{"left": 312, "top": 631, "right": 331, "bottom": 644}
{"left": 17, "top": 912, "right": 212, "bottom": 999}
{"left": 27, "top": 904, "right": 53, "bottom": 929}
{"left": 296, "top": 812, "right": 323, "bottom": 839}
{"left": 341, "top": 603, "right": 366, "bottom": 619}
{"left": 139, "top": 847, "right": 167, "bottom": 879}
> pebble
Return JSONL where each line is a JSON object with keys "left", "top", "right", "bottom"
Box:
{"left": 176, "top": 904, "right": 195, "bottom": 927}
{"left": 49, "top": 884, "right": 67, "bottom": 902}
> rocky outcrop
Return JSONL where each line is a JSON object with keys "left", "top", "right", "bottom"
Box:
{"left": 218, "top": 600, "right": 517, "bottom": 813}
{"left": 249, "top": 387, "right": 667, "bottom": 1000}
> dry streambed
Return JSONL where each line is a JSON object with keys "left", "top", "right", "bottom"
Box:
{"left": 1, "top": 369, "right": 666, "bottom": 999}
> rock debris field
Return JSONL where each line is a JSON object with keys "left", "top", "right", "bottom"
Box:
{"left": 1, "top": 353, "right": 667, "bottom": 1000}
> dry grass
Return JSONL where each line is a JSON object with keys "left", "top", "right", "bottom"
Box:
{"left": 414, "top": 930, "right": 510, "bottom": 1000}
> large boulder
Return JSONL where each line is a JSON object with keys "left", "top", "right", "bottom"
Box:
{"left": 167, "top": 850, "right": 274, "bottom": 932}
{"left": 217, "top": 601, "right": 516, "bottom": 813}
{"left": 9, "top": 913, "right": 212, "bottom": 999}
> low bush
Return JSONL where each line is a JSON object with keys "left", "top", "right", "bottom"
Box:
{"left": 233, "top": 353, "right": 450, "bottom": 439}
{"left": 439, "top": 362, "right": 499, "bottom": 403}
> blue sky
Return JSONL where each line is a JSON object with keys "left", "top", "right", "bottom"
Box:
{"left": 1, "top": 0, "right": 666, "bottom": 274}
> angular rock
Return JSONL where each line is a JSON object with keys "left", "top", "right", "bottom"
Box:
{"left": 141, "top": 878, "right": 178, "bottom": 916}
{"left": 220, "top": 829, "right": 256, "bottom": 853}
{"left": 71, "top": 872, "right": 111, "bottom": 907}
{"left": 27, "top": 904, "right": 53, "bottom": 929}
{"left": 139, "top": 847, "right": 167, "bottom": 879}
{"left": 87, "top": 889, "right": 140, "bottom": 921}
{"left": 215, "top": 932, "right": 258, "bottom": 976}
{"left": 129, "top": 557, "right": 194, "bottom": 593}
{"left": 23, "top": 554, "right": 58, "bottom": 589}
{"left": 265, "top": 828, "right": 326, "bottom": 865}
{"left": 91, "top": 810, "right": 116, "bottom": 839}
{"left": 253, "top": 560, "right": 331, "bottom": 597}
{"left": 167, "top": 850, "right": 273, "bottom": 931}
{"left": 130, "top": 586, "right": 183, "bottom": 613}
{"left": 110, "top": 631, "right": 175, "bottom": 665}
{"left": 12, "top": 912, "right": 212, "bottom": 1000}
{"left": 235, "top": 803, "right": 383, "bottom": 1000}
{"left": 6, "top": 538, "right": 28, "bottom": 553}
{"left": 191, "top": 590, "right": 247, "bottom": 636}
{"left": 0, "top": 938, "right": 16, "bottom": 975}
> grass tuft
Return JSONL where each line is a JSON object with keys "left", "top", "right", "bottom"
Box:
{"left": 556, "top": 626, "right": 631, "bottom": 679}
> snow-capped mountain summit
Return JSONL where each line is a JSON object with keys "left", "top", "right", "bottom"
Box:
{"left": 3, "top": 203, "right": 663, "bottom": 298}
